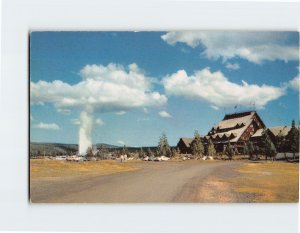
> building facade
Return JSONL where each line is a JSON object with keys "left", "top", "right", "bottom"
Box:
{"left": 205, "top": 111, "right": 265, "bottom": 153}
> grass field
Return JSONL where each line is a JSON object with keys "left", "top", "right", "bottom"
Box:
{"left": 232, "top": 162, "right": 299, "bottom": 202}
{"left": 30, "top": 159, "right": 140, "bottom": 180}
{"left": 30, "top": 159, "right": 299, "bottom": 203}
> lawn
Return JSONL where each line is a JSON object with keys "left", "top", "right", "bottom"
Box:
{"left": 30, "top": 159, "right": 140, "bottom": 180}
{"left": 232, "top": 162, "right": 299, "bottom": 202}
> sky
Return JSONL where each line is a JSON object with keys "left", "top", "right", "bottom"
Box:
{"left": 30, "top": 31, "right": 299, "bottom": 147}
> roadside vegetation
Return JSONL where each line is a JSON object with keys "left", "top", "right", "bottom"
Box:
{"left": 233, "top": 162, "right": 299, "bottom": 202}
{"left": 30, "top": 159, "right": 140, "bottom": 180}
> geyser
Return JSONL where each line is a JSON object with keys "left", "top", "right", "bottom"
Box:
{"left": 79, "top": 110, "right": 93, "bottom": 155}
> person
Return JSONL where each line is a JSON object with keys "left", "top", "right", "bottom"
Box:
{"left": 120, "top": 155, "right": 124, "bottom": 163}
{"left": 124, "top": 154, "right": 127, "bottom": 162}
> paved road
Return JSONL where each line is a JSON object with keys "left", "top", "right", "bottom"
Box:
{"left": 30, "top": 161, "right": 242, "bottom": 203}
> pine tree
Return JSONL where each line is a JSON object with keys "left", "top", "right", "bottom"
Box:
{"left": 262, "top": 129, "right": 277, "bottom": 161}
{"left": 138, "top": 147, "right": 145, "bottom": 158}
{"left": 246, "top": 141, "right": 255, "bottom": 160}
{"left": 226, "top": 141, "right": 234, "bottom": 160}
{"left": 122, "top": 145, "right": 129, "bottom": 156}
{"left": 207, "top": 139, "right": 216, "bottom": 158}
{"left": 97, "top": 145, "right": 107, "bottom": 160}
{"left": 157, "top": 133, "right": 171, "bottom": 157}
{"left": 86, "top": 147, "right": 93, "bottom": 158}
{"left": 191, "top": 130, "right": 205, "bottom": 159}
{"left": 285, "top": 120, "right": 299, "bottom": 160}
{"left": 176, "top": 147, "right": 181, "bottom": 155}
{"left": 171, "top": 148, "right": 177, "bottom": 158}
{"left": 146, "top": 148, "right": 153, "bottom": 157}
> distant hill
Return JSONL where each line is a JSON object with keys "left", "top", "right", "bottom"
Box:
{"left": 30, "top": 142, "right": 120, "bottom": 156}
{"left": 29, "top": 142, "right": 164, "bottom": 156}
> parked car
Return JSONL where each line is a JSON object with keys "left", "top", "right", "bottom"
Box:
{"left": 143, "top": 156, "right": 149, "bottom": 161}
{"left": 66, "top": 155, "right": 80, "bottom": 162}
{"left": 148, "top": 156, "right": 155, "bottom": 161}
{"left": 154, "top": 156, "right": 162, "bottom": 162}
{"left": 160, "top": 156, "right": 170, "bottom": 161}
{"left": 55, "top": 156, "right": 66, "bottom": 161}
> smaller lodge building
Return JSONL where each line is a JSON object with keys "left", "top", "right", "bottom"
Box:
{"left": 177, "top": 111, "right": 291, "bottom": 154}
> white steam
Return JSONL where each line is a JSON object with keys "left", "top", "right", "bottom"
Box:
{"left": 79, "top": 110, "right": 93, "bottom": 155}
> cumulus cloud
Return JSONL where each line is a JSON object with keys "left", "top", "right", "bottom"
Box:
{"left": 117, "top": 140, "right": 125, "bottom": 145}
{"left": 71, "top": 118, "right": 80, "bottom": 125}
{"left": 162, "top": 68, "right": 285, "bottom": 109}
{"left": 287, "top": 75, "right": 299, "bottom": 92}
{"left": 33, "top": 122, "right": 60, "bottom": 130}
{"left": 95, "top": 118, "right": 104, "bottom": 126}
{"left": 115, "top": 111, "right": 126, "bottom": 115}
{"left": 225, "top": 62, "right": 240, "bottom": 70}
{"left": 57, "top": 108, "right": 71, "bottom": 115}
{"left": 30, "top": 63, "right": 167, "bottom": 113}
{"left": 159, "top": 111, "right": 173, "bottom": 118}
{"left": 161, "top": 31, "right": 299, "bottom": 64}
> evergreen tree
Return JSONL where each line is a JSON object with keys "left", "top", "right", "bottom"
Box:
{"left": 171, "top": 148, "right": 177, "bottom": 158}
{"left": 122, "top": 145, "right": 128, "bottom": 155}
{"left": 243, "top": 141, "right": 251, "bottom": 158}
{"left": 207, "top": 139, "right": 216, "bottom": 158}
{"left": 285, "top": 120, "right": 299, "bottom": 160}
{"left": 86, "top": 147, "right": 93, "bottom": 158}
{"left": 157, "top": 133, "right": 171, "bottom": 157}
{"left": 176, "top": 147, "right": 181, "bottom": 156}
{"left": 191, "top": 130, "right": 205, "bottom": 159}
{"left": 138, "top": 147, "right": 145, "bottom": 158}
{"left": 226, "top": 141, "right": 234, "bottom": 160}
{"left": 97, "top": 145, "right": 107, "bottom": 160}
{"left": 262, "top": 129, "right": 277, "bottom": 161}
{"left": 275, "top": 133, "right": 286, "bottom": 153}
{"left": 246, "top": 141, "right": 255, "bottom": 160}
{"left": 146, "top": 148, "right": 153, "bottom": 157}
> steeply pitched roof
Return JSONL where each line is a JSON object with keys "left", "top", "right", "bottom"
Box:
{"left": 268, "top": 126, "right": 291, "bottom": 137}
{"left": 207, "top": 111, "right": 260, "bottom": 142}
{"left": 179, "top": 138, "right": 193, "bottom": 148}
{"left": 251, "top": 128, "right": 264, "bottom": 138}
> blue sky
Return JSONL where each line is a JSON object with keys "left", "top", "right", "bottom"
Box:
{"left": 30, "top": 31, "right": 299, "bottom": 147}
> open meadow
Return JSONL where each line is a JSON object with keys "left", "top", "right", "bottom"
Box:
{"left": 30, "top": 159, "right": 299, "bottom": 203}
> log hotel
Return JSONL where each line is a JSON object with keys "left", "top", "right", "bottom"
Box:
{"left": 177, "top": 111, "right": 291, "bottom": 154}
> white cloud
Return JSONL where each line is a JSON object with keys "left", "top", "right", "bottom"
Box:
{"left": 162, "top": 68, "right": 285, "bottom": 109}
{"left": 225, "top": 62, "right": 240, "bottom": 70}
{"left": 211, "top": 106, "right": 219, "bottom": 110}
{"left": 137, "top": 117, "right": 150, "bottom": 122}
{"left": 287, "top": 75, "right": 299, "bottom": 92}
{"left": 143, "top": 108, "right": 149, "bottom": 114}
{"left": 115, "top": 111, "right": 126, "bottom": 115}
{"left": 57, "top": 108, "right": 71, "bottom": 115}
{"left": 161, "top": 31, "right": 299, "bottom": 64}
{"left": 117, "top": 140, "right": 125, "bottom": 145}
{"left": 30, "top": 63, "right": 167, "bottom": 113}
{"left": 159, "top": 111, "right": 172, "bottom": 118}
{"left": 33, "top": 122, "right": 60, "bottom": 130}
{"left": 95, "top": 118, "right": 104, "bottom": 126}
{"left": 71, "top": 118, "right": 80, "bottom": 125}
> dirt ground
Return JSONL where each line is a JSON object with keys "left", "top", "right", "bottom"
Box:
{"left": 30, "top": 159, "right": 299, "bottom": 203}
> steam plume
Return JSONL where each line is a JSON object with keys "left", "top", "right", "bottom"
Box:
{"left": 79, "top": 109, "right": 93, "bottom": 155}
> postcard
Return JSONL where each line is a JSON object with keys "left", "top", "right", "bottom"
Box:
{"left": 29, "top": 31, "right": 299, "bottom": 203}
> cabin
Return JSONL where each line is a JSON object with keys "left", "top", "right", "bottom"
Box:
{"left": 205, "top": 111, "right": 265, "bottom": 153}
{"left": 177, "top": 138, "right": 193, "bottom": 154}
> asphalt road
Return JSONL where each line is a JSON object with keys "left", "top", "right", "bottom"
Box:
{"left": 30, "top": 161, "right": 242, "bottom": 203}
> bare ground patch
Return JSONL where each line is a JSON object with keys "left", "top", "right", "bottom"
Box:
{"left": 194, "top": 161, "right": 299, "bottom": 203}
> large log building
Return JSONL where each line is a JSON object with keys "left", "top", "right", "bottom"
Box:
{"left": 204, "top": 111, "right": 265, "bottom": 153}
